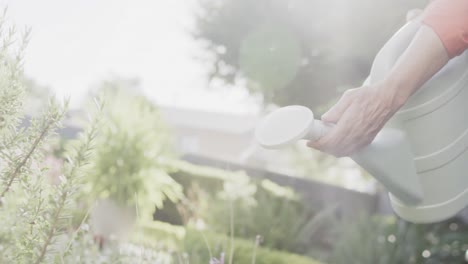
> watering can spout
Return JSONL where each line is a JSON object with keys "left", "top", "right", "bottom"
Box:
{"left": 351, "top": 129, "right": 423, "bottom": 205}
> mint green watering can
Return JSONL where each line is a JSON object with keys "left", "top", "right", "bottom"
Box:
{"left": 255, "top": 21, "right": 468, "bottom": 223}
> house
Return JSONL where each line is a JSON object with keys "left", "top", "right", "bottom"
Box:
{"left": 160, "top": 106, "right": 270, "bottom": 166}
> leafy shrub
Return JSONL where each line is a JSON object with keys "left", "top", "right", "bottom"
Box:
{"left": 132, "top": 220, "right": 186, "bottom": 251}
{"left": 0, "top": 12, "right": 112, "bottom": 263}
{"left": 155, "top": 159, "right": 250, "bottom": 224}
{"left": 86, "top": 87, "right": 183, "bottom": 219}
{"left": 160, "top": 161, "right": 339, "bottom": 260}
{"left": 203, "top": 177, "right": 339, "bottom": 258}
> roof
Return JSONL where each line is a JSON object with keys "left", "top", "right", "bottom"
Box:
{"left": 159, "top": 106, "right": 260, "bottom": 135}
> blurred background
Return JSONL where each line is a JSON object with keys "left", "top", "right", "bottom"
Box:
{"left": 4, "top": 0, "right": 468, "bottom": 263}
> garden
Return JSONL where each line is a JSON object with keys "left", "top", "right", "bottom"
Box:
{"left": 1, "top": 0, "right": 468, "bottom": 263}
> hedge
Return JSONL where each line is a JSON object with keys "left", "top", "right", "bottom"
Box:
{"left": 133, "top": 221, "right": 323, "bottom": 264}
{"left": 184, "top": 228, "right": 323, "bottom": 264}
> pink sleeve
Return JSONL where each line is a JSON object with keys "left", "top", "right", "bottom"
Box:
{"left": 422, "top": 0, "right": 468, "bottom": 58}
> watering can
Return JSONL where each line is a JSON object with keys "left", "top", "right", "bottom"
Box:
{"left": 255, "top": 21, "right": 468, "bottom": 223}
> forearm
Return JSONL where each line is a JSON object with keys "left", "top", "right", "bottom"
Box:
{"left": 382, "top": 0, "right": 468, "bottom": 110}
{"left": 383, "top": 25, "right": 449, "bottom": 110}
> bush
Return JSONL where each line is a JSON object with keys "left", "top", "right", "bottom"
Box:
{"left": 202, "top": 177, "right": 339, "bottom": 259}
{"left": 205, "top": 178, "right": 306, "bottom": 248}
{"left": 154, "top": 160, "right": 251, "bottom": 224}
{"left": 332, "top": 215, "right": 468, "bottom": 264}
{"left": 131, "top": 220, "right": 186, "bottom": 253}
{"left": 0, "top": 12, "right": 115, "bottom": 262}
{"left": 155, "top": 160, "right": 339, "bottom": 260}
{"left": 86, "top": 86, "right": 183, "bottom": 219}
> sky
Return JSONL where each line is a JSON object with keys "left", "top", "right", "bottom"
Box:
{"left": 3, "top": 0, "right": 260, "bottom": 114}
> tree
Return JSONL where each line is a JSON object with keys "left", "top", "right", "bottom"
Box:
{"left": 194, "top": 0, "right": 426, "bottom": 110}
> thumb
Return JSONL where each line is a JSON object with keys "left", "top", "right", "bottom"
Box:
{"left": 321, "top": 92, "right": 353, "bottom": 123}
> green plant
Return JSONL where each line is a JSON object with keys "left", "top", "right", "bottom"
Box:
{"left": 64, "top": 223, "right": 175, "bottom": 264}
{"left": 86, "top": 87, "right": 183, "bottom": 219}
{"left": 155, "top": 159, "right": 253, "bottom": 224}
{"left": 0, "top": 11, "right": 111, "bottom": 263}
{"left": 157, "top": 161, "right": 340, "bottom": 260}
{"left": 203, "top": 176, "right": 339, "bottom": 259}
{"left": 332, "top": 215, "right": 468, "bottom": 264}
{"left": 183, "top": 228, "right": 323, "bottom": 264}
{"left": 131, "top": 221, "right": 323, "bottom": 264}
{"left": 132, "top": 220, "right": 186, "bottom": 251}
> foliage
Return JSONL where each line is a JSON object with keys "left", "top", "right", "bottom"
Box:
{"left": 156, "top": 159, "right": 253, "bottom": 224}
{"left": 162, "top": 162, "right": 339, "bottom": 260}
{"left": 61, "top": 222, "right": 174, "bottom": 264}
{"left": 332, "top": 215, "right": 468, "bottom": 264}
{"left": 0, "top": 12, "right": 176, "bottom": 263}
{"left": 0, "top": 11, "right": 110, "bottom": 263}
{"left": 183, "top": 228, "right": 323, "bottom": 264}
{"left": 86, "top": 86, "right": 183, "bottom": 219}
{"left": 22, "top": 77, "right": 51, "bottom": 115}
{"left": 205, "top": 176, "right": 339, "bottom": 259}
{"left": 132, "top": 220, "right": 186, "bottom": 251}
{"left": 132, "top": 221, "right": 323, "bottom": 264}
{"left": 194, "top": 0, "right": 426, "bottom": 109}
{"left": 167, "top": 159, "right": 246, "bottom": 183}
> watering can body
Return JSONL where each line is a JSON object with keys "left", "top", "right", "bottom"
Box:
{"left": 368, "top": 21, "right": 468, "bottom": 223}
{"left": 255, "top": 21, "right": 468, "bottom": 223}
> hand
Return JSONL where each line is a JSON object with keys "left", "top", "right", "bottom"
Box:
{"left": 307, "top": 81, "right": 405, "bottom": 157}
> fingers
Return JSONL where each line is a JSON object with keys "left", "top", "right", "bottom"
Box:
{"left": 307, "top": 124, "right": 343, "bottom": 153}
{"left": 308, "top": 90, "right": 355, "bottom": 152}
{"left": 307, "top": 85, "right": 396, "bottom": 157}
{"left": 306, "top": 139, "right": 320, "bottom": 149}
{"left": 317, "top": 124, "right": 351, "bottom": 157}
{"left": 308, "top": 103, "right": 358, "bottom": 157}
{"left": 321, "top": 89, "right": 355, "bottom": 123}
{"left": 308, "top": 88, "right": 366, "bottom": 157}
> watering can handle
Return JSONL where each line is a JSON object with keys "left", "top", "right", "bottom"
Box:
{"left": 307, "top": 119, "right": 333, "bottom": 142}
